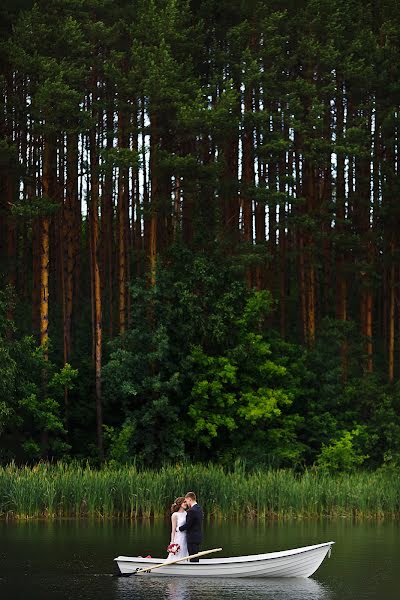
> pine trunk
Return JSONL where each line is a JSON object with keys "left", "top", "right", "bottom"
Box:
{"left": 149, "top": 109, "right": 158, "bottom": 286}
{"left": 221, "top": 80, "right": 240, "bottom": 245}
{"left": 132, "top": 100, "right": 142, "bottom": 277}
{"left": 64, "top": 132, "right": 78, "bottom": 361}
{"left": 388, "top": 249, "right": 395, "bottom": 383}
{"left": 335, "top": 80, "right": 348, "bottom": 380}
{"left": 141, "top": 98, "right": 150, "bottom": 274}
{"left": 118, "top": 110, "right": 128, "bottom": 333}
{"left": 278, "top": 130, "right": 287, "bottom": 338}
{"left": 103, "top": 108, "right": 114, "bottom": 337}
{"left": 254, "top": 89, "right": 265, "bottom": 291}
{"left": 242, "top": 77, "right": 254, "bottom": 287}
{"left": 40, "top": 133, "right": 56, "bottom": 354}
{"left": 89, "top": 86, "right": 103, "bottom": 458}
{"left": 182, "top": 140, "right": 195, "bottom": 246}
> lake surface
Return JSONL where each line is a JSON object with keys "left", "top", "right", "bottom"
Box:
{"left": 0, "top": 519, "right": 398, "bottom": 599}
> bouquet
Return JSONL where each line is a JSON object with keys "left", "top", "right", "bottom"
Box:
{"left": 167, "top": 543, "right": 180, "bottom": 555}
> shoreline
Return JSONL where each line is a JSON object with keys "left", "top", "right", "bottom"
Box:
{"left": 1, "top": 512, "right": 399, "bottom": 521}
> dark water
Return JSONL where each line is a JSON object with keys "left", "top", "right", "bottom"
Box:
{"left": 0, "top": 519, "right": 398, "bottom": 599}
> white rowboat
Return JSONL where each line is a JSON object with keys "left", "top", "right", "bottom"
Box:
{"left": 114, "top": 541, "right": 334, "bottom": 578}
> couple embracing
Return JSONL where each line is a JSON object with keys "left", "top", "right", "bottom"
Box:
{"left": 167, "top": 492, "right": 203, "bottom": 563}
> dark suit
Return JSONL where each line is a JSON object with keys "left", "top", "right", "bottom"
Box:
{"left": 179, "top": 503, "right": 203, "bottom": 562}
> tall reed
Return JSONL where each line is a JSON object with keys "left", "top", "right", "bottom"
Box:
{"left": 0, "top": 462, "right": 399, "bottom": 519}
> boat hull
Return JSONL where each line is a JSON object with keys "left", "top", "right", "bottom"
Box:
{"left": 114, "top": 542, "right": 334, "bottom": 578}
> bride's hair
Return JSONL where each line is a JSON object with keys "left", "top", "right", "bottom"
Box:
{"left": 171, "top": 496, "right": 186, "bottom": 513}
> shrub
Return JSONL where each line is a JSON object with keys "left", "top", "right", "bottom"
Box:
{"left": 316, "top": 427, "right": 369, "bottom": 473}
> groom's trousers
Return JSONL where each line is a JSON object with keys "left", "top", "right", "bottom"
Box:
{"left": 187, "top": 542, "right": 200, "bottom": 562}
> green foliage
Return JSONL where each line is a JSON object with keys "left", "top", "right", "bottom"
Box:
{"left": 99, "top": 147, "right": 140, "bottom": 171}
{"left": 316, "top": 427, "right": 369, "bottom": 473}
{"left": 2, "top": 0, "right": 400, "bottom": 475}
{"left": 101, "top": 253, "right": 306, "bottom": 467}
{"left": 0, "top": 290, "right": 78, "bottom": 461}
{"left": 103, "top": 421, "right": 136, "bottom": 465}
{"left": 99, "top": 245, "right": 400, "bottom": 470}
{"left": 186, "top": 294, "right": 302, "bottom": 467}
{"left": 102, "top": 301, "right": 184, "bottom": 465}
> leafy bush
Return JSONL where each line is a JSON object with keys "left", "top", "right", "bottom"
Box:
{"left": 0, "top": 290, "right": 78, "bottom": 461}
{"left": 316, "top": 427, "right": 369, "bottom": 473}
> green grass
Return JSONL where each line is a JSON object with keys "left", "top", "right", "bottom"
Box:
{"left": 0, "top": 462, "right": 399, "bottom": 519}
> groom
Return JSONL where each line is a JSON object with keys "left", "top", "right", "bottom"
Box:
{"left": 179, "top": 491, "right": 203, "bottom": 562}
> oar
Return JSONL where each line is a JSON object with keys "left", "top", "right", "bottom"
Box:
{"left": 134, "top": 547, "right": 223, "bottom": 575}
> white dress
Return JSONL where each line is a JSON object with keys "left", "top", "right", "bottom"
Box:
{"left": 166, "top": 511, "right": 188, "bottom": 561}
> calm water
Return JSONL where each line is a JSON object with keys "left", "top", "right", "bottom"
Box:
{"left": 0, "top": 519, "right": 398, "bottom": 599}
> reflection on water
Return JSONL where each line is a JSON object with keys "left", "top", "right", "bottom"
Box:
{"left": 1, "top": 519, "right": 399, "bottom": 599}
{"left": 116, "top": 575, "right": 333, "bottom": 600}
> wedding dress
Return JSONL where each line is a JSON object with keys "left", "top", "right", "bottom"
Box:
{"left": 166, "top": 511, "right": 188, "bottom": 561}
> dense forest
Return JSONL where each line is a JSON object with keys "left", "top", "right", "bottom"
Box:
{"left": 1, "top": 0, "right": 400, "bottom": 470}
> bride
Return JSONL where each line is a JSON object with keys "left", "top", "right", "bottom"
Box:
{"left": 166, "top": 497, "right": 188, "bottom": 561}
